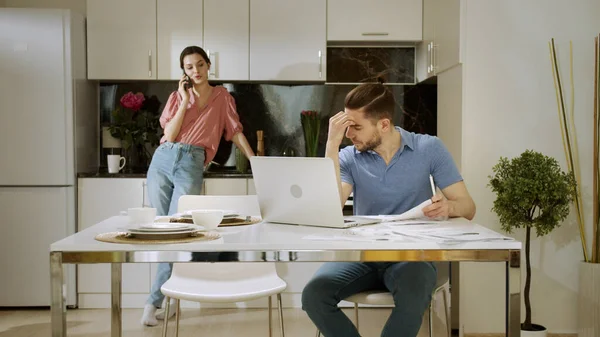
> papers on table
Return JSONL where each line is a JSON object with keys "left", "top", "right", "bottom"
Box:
{"left": 302, "top": 197, "right": 515, "bottom": 243}
{"left": 377, "top": 199, "right": 432, "bottom": 222}
{"left": 303, "top": 223, "right": 514, "bottom": 244}
{"left": 359, "top": 199, "right": 434, "bottom": 224}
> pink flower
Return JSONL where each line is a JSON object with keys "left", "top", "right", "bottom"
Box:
{"left": 120, "top": 92, "right": 145, "bottom": 111}
{"left": 301, "top": 110, "right": 318, "bottom": 118}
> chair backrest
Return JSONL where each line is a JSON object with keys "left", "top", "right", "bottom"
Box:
{"left": 434, "top": 262, "right": 450, "bottom": 288}
{"left": 173, "top": 194, "right": 275, "bottom": 280}
{"left": 177, "top": 194, "right": 260, "bottom": 216}
{"left": 173, "top": 260, "right": 280, "bottom": 280}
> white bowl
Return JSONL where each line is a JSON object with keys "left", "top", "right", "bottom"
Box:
{"left": 191, "top": 210, "right": 224, "bottom": 230}
{"left": 128, "top": 207, "right": 156, "bottom": 225}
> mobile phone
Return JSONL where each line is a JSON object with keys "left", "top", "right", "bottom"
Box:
{"left": 183, "top": 72, "right": 191, "bottom": 90}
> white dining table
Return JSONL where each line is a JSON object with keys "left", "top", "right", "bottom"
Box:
{"left": 50, "top": 216, "right": 522, "bottom": 337}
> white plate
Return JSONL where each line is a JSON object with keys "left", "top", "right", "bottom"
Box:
{"left": 181, "top": 209, "right": 239, "bottom": 219}
{"left": 129, "top": 231, "right": 200, "bottom": 240}
{"left": 127, "top": 227, "right": 199, "bottom": 235}
{"left": 139, "top": 223, "right": 194, "bottom": 230}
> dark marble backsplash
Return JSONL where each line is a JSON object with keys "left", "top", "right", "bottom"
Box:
{"left": 327, "top": 47, "right": 415, "bottom": 84}
{"left": 100, "top": 81, "right": 436, "bottom": 168}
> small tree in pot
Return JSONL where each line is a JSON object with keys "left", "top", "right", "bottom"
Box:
{"left": 488, "top": 150, "right": 577, "bottom": 333}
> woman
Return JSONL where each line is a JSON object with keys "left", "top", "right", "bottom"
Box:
{"left": 141, "top": 46, "right": 255, "bottom": 326}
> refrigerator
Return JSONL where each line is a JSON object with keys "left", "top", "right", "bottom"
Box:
{"left": 0, "top": 8, "right": 97, "bottom": 306}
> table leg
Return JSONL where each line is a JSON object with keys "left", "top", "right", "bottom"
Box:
{"left": 111, "top": 263, "right": 122, "bottom": 337}
{"left": 506, "top": 253, "right": 521, "bottom": 337}
{"left": 50, "top": 252, "right": 66, "bottom": 337}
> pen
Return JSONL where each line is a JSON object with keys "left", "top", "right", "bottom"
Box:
{"left": 429, "top": 175, "right": 436, "bottom": 197}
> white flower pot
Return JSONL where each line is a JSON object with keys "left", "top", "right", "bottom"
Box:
{"left": 521, "top": 324, "right": 547, "bottom": 337}
{"left": 579, "top": 261, "right": 600, "bottom": 337}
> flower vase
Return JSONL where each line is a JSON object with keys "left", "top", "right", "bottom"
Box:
{"left": 579, "top": 261, "right": 600, "bottom": 337}
{"left": 301, "top": 110, "right": 320, "bottom": 157}
{"left": 304, "top": 134, "right": 318, "bottom": 157}
{"left": 123, "top": 145, "right": 148, "bottom": 173}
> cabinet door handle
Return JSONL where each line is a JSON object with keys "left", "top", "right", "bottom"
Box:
{"left": 148, "top": 50, "right": 152, "bottom": 78}
{"left": 430, "top": 42, "right": 434, "bottom": 73}
{"left": 206, "top": 49, "right": 216, "bottom": 78}
{"left": 142, "top": 180, "right": 149, "bottom": 207}
{"left": 432, "top": 43, "right": 437, "bottom": 74}
{"left": 318, "top": 50, "right": 322, "bottom": 79}
{"left": 361, "top": 32, "right": 389, "bottom": 36}
{"left": 427, "top": 43, "right": 431, "bottom": 74}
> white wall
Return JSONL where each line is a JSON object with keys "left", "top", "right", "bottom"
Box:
{"left": 4, "top": 0, "right": 85, "bottom": 16}
{"left": 460, "top": 0, "right": 600, "bottom": 333}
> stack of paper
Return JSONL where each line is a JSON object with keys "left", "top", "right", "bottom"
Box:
{"left": 303, "top": 223, "right": 514, "bottom": 244}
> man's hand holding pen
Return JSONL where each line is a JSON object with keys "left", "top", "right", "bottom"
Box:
{"left": 423, "top": 194, "right": 450, "bottom": 220}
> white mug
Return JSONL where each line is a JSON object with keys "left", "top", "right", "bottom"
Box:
{"left": 107, "top": 155, "right": 126, "bottom": 173}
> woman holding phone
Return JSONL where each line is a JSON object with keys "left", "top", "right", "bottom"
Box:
{"left": 141, "top": 46, "right": 255, "bottom": 326}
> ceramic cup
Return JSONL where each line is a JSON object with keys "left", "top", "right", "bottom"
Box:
{"left": 191, "top": 210, "right": 224, "bottom": 230}
{"left": 107, "top": 154, "right": 126, "bottom": 173}
{"left": 128, "top": 207, "right": 156, "bottom": 225}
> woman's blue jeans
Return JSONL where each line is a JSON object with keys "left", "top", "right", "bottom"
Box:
{"left": 145, "top": 142, "right": 205, "bottom": 308}
{"left": 302, "top": 261, "right": 437, "bottom": 337}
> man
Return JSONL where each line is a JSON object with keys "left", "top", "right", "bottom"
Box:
{"left": 301, "top": 82, "right": 476, "bottom": 337}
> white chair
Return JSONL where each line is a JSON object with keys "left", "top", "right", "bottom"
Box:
{"left": 316, "top": 263, "right": 451, "bottom": 337}
{"left": 160, "top": 195, "right": 287, "bottom": 337}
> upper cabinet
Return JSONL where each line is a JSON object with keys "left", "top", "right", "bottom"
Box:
{"left": 204, "top": 0, "right": 249, "bottom": 81}
{"left": 433, "top": 0, "right": 461, "bottom": 73}
{"left": 327, "top": 0, "right": 422, "bottom": 42}
{"left": 417, "top": 0, "right": 462, "bottom": 81}
{"left": 86, "top": 0, "right": 427, "bottom": 81}
{"left": 157, "top": 0, "right": 203, "bottom": 80}
{"left": 87, "top": 0, "right": 157, "bottom": 80}
{"left": 250, "top": 0, "right": 326, "bottom": 81}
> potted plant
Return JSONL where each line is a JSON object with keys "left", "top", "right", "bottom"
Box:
{"left": 548, "top": 36, "right": 600, "bottom": 337}
{"left": 488, "top": 150, "right": 577, "bottom": 336}
{"left": 108, "top": 92, "right": 162, "bottom": 172}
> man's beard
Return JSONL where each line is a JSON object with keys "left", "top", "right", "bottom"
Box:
{"left": 355, "top": 132, "right": 382, "bottom": 152}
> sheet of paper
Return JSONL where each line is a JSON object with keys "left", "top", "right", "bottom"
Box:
{"left": 302, "top": 234, "right": 405, "bottom": 242}
{"left": 302, "top": 223, "right": 515, "bottom": 244}
{"left": 390, "top": 226, "right": 515, "bottom": 243}
{"left": 369, "top": 199, "right": 433, "bottom": 222}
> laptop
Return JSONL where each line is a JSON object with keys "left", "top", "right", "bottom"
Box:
{"left": 250, "top": 156, "right": 381, "bottom": 228}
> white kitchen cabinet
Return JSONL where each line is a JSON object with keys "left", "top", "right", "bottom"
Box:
{"left": 417, "top": 0, "right": 436, "bottom": 81}
{"left": 417, "top": 0, "right": 462, "bottom": 81}
{"left": 87, "top": 0, "right": 157, "bottom": 80}
{"left": 249, "top": 0, "right": 326, "bottom": 81}
{"left": 327, "top": 0, "right": 422, "bottom": 42}
{"left": 77, "top": 178, "right": 150, "bottom": 307}
{"left": 203, "top": 178, "right": 248, "bottom": 195}
{"left": 204, "top": 0, "right": 249, "bottom": 81}
{"left": 434, "top": 0, "right": 462, "bottom": 73}
{"left": 157, "top": 0, "right": 203, "bottom": 80}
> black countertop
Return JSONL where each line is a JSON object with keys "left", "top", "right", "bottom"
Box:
{"left": 78, "top": 168, "right": 253, "bottom": 179}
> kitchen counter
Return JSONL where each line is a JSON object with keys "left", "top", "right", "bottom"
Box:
{"left": 78, "top": 169, "right": 253, "bottom": 179}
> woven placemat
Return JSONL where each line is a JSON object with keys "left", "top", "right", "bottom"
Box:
{"left": 95, "top": 231, "right": 221, "bottom": 244}
{"left": 169, "top": 216, "right": 262, "bottom": 227}
{"left": 218, "top": 216, "right": 262, "bottom": 227}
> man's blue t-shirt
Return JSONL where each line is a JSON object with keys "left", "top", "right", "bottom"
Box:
{"left": 339, "top": 127, "right": 463, "bottom": 216}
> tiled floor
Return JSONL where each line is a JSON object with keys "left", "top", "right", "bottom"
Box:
{"left": 0, "top": 307, "right": 450, "bottom": 337}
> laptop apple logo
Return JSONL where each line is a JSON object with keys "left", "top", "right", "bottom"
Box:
{"left": 290, "top": 184, "right": 302, "bottom": 198}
